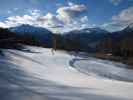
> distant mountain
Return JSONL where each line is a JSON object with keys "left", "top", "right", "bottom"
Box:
{"left": 125, "top": 23, "right": 133, "bottom": 30}
{"left": 97, "top": 24, "right": 133, "bottom": 57}
{"left": 9, "top": 24, "right": 52, "bottom": 34}
{"left": 65, "top": 27, "right": 109, "bottom": 41}
{"left": 65, "top": 27, "right": 108, "bottom": 34}
{"left": 78, "top": 27, "right": 109, "bottom": 34}
{"left": 1, "top": 23, "right": 133, "bottom": 57}
{"left": 111, "top": 24, "right": 133, "bottom": 41}
{"left": 62, "top": 27, "right": 110, "bottom": 52}
{"left": 9, "top": 24, "right": 53, "bottom": 47}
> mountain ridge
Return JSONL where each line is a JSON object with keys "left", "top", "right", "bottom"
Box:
{"left": 9, "top": 24, "right": 53, "bottom": 47}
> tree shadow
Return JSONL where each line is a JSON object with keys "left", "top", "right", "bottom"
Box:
{"left": 0, "top": 61, "right": 127, "bottom": 100}
{"left": 0, "top": 49, "right": 131, "bottom": 100}
{"left": 2, "top": 50, "right": 44, "bottom": 66}
{"left": 69, "top": 57, "right": 133, "bottom": 83}
{"left": 0, "top": 45, "right": 41, "bottom": 57}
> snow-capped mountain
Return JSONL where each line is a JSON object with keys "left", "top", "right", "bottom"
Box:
{"left": 126, "top": 23, "right": 133, "bottom": 29}
{"left": 65, "top": 27, "right": 108, "bottom": 35}
{"left": 123, "top": 23, "right": 133, "bottom": 32}
{"left": 62, "top": 27, "right": 110, "bottom": 52}
{"left": 111, "top": 23, "right": 133, "bottom": 40}
{"left": 78, "top": 27, "right": 109, "bottom": 34}
{"left": 65, "top": 27, "right": 109, "bottom": 40}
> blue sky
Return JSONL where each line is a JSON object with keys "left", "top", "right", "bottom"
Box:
{"left": 0, "top": 0, "right": 133, "bottom": 32}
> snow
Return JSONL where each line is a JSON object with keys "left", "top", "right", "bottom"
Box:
{"left": 128, "top": 23, "right": 133, "bottom": 29}
{"left": 71, "top": 57, "right": 133, "bottom": 82}
{"left": 0, "top": 46, "right": 133, "bottom": 100}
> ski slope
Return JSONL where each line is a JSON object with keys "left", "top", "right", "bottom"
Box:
{"left": 0, "top": 46, "right": 133, "bottom": 100}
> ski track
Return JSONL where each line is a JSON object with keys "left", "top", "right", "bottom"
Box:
{"left": 0, "top": 46, "right": 133, "bottom": 100}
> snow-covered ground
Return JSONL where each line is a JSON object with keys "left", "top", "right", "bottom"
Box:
{"left": 0, "top": 46, "right": 133, "bottom": 100}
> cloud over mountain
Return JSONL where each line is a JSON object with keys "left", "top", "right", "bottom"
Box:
{"left": 0, "top": 3, "right": 89, "bottom": 32}
{"left": 102, "top": 6, "right": 133, "bottom": 31}
{"left": 56, "top": 3, "right": 87, "bottom": 23}
{"left": 112, "top": 6, "right": 133, "bottom": 25}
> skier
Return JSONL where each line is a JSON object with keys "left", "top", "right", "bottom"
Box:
{"left": 51, "top": 34, "right": 57, "bottom": 55}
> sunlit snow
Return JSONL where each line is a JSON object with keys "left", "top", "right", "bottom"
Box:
{"left": 0, "top": 46, "right": 133, "bottom": 100}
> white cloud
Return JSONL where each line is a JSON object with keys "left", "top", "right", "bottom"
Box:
{"left": 112, "top": 6, "right": 133, "bottom": 23}
{"left": 0, "top": 3, "right": 89, "bottom": 32}
{"left": 111, "top": 6, "right": 133, "bottom": 28}
{"left": 57, "top": 3, "right": 87, "bottom": 23}
{"left": 37, "top": 13, "right": 64, "bottom": 28}
{"left": 110, "top": 0, "right": 122, "bottom": 6}
{"left": 0, "top": 14, "right": 36, "bottom": 28}
{"left": 80, "top": 16, "right": 89, "bottom": 23}
{"left": 0, "top": 22, "right": 7, "bottom": 28}
{"left": 102, "top": 6, "right": 133, "bottom": 31}
{"left": 68, "top": 2, "right": 74, "bottom": 6}
{"left": 8, "top": 15, "right": 34, "bottom": 24}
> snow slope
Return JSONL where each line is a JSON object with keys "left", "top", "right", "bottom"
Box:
{"left": 0, "top": 46, "right": 133, "bottom": 100}
{"left": 70, "top": 57, "right": 133, "bottom": 82}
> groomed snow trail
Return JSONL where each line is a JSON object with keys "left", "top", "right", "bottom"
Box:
{"left": 0, "top": 46, "right": 133, "bottom": 100}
